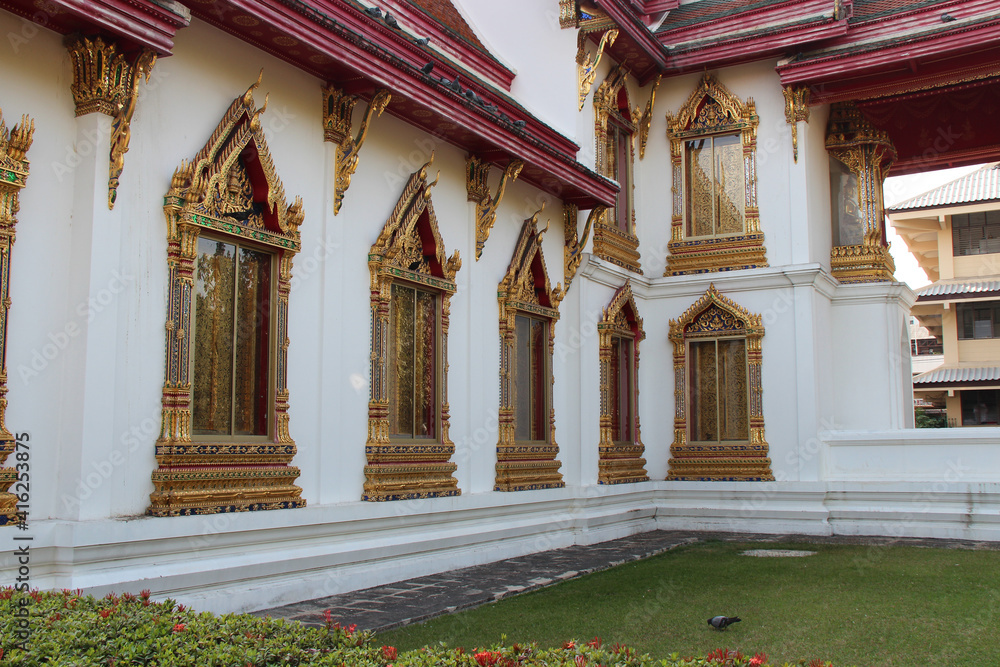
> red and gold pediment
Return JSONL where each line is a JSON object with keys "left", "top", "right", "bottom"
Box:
{"left": 165, "top": 72, "right": 303, "bottom": 251}
{"left": 500, "top": 205, "right": 564, "bottom": 314}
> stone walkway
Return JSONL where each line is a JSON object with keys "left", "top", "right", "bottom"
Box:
{"left": 256, "top": 530, "right": 998, "bottom": 633}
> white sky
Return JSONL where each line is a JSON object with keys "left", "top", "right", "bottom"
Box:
{"left": 884, "top": 164, "right": 988, "bottom": 289}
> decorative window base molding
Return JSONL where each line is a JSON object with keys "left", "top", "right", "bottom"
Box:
{"left": 362, "top": 448, "right": 460, "bottom": 502}
{"left": 495, "top": 443, "right": 566, "bottom": 492}
{"left": 149, "top": 444, "right": 305, "bottom": 516}
{"left": 830, "top": 244, "right": 896, "bottom": 284}
{"left": 598, "top": 444, "right": 649, "bottom": 484}
{"left": 592, "top": 224, "right": 643, "bottom": 274}
{"left": 666, "top": 444, "right": 774, "bottom": 481}
{"left": 665, "top": 233, "right": 768, "bottom": 276}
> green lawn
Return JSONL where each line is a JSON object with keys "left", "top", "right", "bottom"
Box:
{"left": 377, "top": 541, "right": 1000, "bottom": 666}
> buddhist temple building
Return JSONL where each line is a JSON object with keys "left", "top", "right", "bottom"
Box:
{"left": 0, "top": 0, "right": 998, "bottom": 613}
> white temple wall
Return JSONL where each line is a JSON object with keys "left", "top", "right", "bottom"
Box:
{"left": 2, "top": 10, "right": 78, "bottom": 523}
{"left": 459, "top": 0, "right": 578, "bottom": 139}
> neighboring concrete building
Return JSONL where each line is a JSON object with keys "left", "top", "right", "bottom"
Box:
{"left": 890, "top": 164, "right": 1000, "bottom": 426}
{"left": 0, "top": 0, "right": 999, "bottom": 615}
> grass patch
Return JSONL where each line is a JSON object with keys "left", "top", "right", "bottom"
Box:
{"left": 377, "top": 541, "right": 1000, "bottom": 666}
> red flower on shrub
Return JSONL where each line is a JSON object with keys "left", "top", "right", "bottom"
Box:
{"left": 474, "top": 650, "right": 501, "bottom": 666}
{"left": 172, "top": 623, "right": 186, "bottom": 633}
{"left": 562, "top": 641, "right": 575, "bottom": 650}
{"left": 587, "top": 637, "right": 602, "bottom": 649}
{"left": 575, "top": 655, "right": 587, "bottom": 666}
{"left": 382, "top": 646, "right": 398, "bottom": 661}
{"left": 99, "top": 609, "right": 113, "bottom": 619}
{"left": 750, "top": 653, "right": 767, "bottom": 666}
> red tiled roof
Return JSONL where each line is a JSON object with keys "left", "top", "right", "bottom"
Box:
{"left": 851, "top": 0, "right": 951, "bottom": 22}
{"left": 888, "top": 163, "right": 1000, "bottom": 211}
{"left": 408, "top": 0, "right": 487, "bottom": 51}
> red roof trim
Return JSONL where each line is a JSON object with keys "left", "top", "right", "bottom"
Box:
{"left": 0, "top": 0, "right": 190, "bottom": 54}
{"left": 381, "top": 0, "right": 514, "bottom": 90}
{"left": 596, "top": 0, "right": 669, "bottom": 77}
{"left": 198, "top": 0, "right": 614, "bottom": 208}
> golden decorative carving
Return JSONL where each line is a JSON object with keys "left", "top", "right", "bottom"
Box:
{"left": 150, "top": 73, "right": 307, "bottom": 517}
{"left": 667, "top": 285, "right": 772, "bottom": 481}
{"left": 578, "top": 29, "right": 618, "bottom": 111}
{"left": 559, "top": 0, "right": 578, "bottom": 28}
{"left": 826, "top": 102, "right": 896, "bottom": 284}
{"left": 322, "top": 85, "right": 357, "bottom": 144}
{"left": 496, "top": 206, "right": 564, "bottom": 491}
{"left": 598, "top": 281, "right": 647, "bottom": 484}
{"left": 564, "top": 204, "right": 606, "bottom": 292}
{"left": 467, "top": 155, "right": 524, "bottom": 260}
{"left": 324, "top": 86, "right": 391, "bottom": 215}
{"left": 65, "top": 35, "right": 157, "bottom": 210}
{"left": 593, "top": 65, "right": 642, "bottom": 274}
{"left": 639, "top": 74, "right": 661, "bottom": 160}
{"left": 782, "top": 86, "right": 810, "bottom": 163}
{"left": 364, "top": 153, "right": 462, "bottom": 501}
{"left": 665, "top": 74, "right": 767, "bottom": 276}
{"left": 0, "top": 109, "right": 33, "bottom": 527}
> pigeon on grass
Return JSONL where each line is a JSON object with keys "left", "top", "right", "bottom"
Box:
{"left": 708, "top": 615, "right": 741, "bottom": 630}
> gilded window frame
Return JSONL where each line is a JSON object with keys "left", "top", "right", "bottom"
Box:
{"left": 496, "top": 209, "right": 565, "bottom": 491}
{"left": 364, "top": 154, "right": 462, "bottom": 501}
{"left": 667, "top": 284, "right": 772, "bottom": 481}
{"left": 150, "top": 74, "right": 307, "bottom": 517}
{"left": 598, "top": 281, "right": 648, "bottom": 484}
{"left": 665, "top": 74, "right": 767, "bottom": 276}
{"left": 593, "top": 64, "right": 642, "bottom": 274}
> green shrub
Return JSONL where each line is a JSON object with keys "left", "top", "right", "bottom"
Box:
{"left": 0, "top": 588, "right": 832, "bottom": 666}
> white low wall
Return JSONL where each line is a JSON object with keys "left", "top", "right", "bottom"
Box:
{"left": 5, "top": 461, "right": 1000, "bottom": 615}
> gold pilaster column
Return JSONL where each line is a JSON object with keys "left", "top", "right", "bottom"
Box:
{"left": 65, "top": 35, "right": 156, "bottom": 209}
{"left": 0, "top": 110, "right": 34, "bottom": 526}
{"left": 783, "top": 86, "right": 811, "bottom": 163}
{"left": 467, "top": 155, "right": 523, "bottom": 260}
{"left": 323, "top": 85, "right": 390, "bottom": 215}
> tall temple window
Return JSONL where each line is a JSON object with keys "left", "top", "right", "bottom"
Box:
{"left": 496, "top": 210, "right": 565, "bottom": 491}
{"left": 687, "top": 338, "right": 748, "bottom": 443}
{"left": 388, "top": 282, "right": 438, "bottom": 439}
{"left": 608, "top": 115, "right": 633, "bottom": 234}
{"left": 592, "top": 64, "right": 642, "bottom": 274}
{"left": 151, "top": 74, "right": 307, "bottom": 517}
{"left": 192, "top": 237, "right": 273, "bottom": 438}
{"left": 364, "top": 156, "right": 461, "bottom": 501}
{"left": 825, "top": 102, "right": 896, "bottom": 283}
{"left": 685, "top": 133, "right": 745, "bottom": 238}
{"left": 667, "top": 285, "right": 771, "bottom": 481}
{"left": 513, "top": 313, "right": 549, "bottom": 442}
{"left": 665, "top": 74, "right": 766, "bottom": 276}
{"left": 609, "top": 334, "right": 634, "bottom": 443}
{"left": 598, "top": 281, "right": 647, "bottom": 484}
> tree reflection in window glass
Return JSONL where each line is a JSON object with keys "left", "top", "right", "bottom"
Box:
{"left": 514, "top": 313, "right": 547, "bottom": 442}
{"left": 389, "top": 283, "right": 437, "bottom": 439}
{"left": 193, "top": 237, "right": 271, "bottom": 437}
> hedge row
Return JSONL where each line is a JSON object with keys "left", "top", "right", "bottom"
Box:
{"left": 0, "top": 589, "right": 835, "bottom": 667}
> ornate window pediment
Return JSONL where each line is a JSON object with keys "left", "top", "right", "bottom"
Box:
{"left": 496, "top": 208, "right": 565, "bottom": 491}
{"left": 598, "top": 281, "right": 648, "bottom": 484}
{"left": 665, "top": 74, "right": 767, "bottom": 276}
{"left": 150, "top": 73, "right": 306, "bottom": 517}
{"left": 667, "top": 285, "right": 772, "bottom": 481}
{"left": 593, "top": 65, "right": 642, "bottom": 274}
{"left": 364, "top": 154, "right": 462, "bottom": 501}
